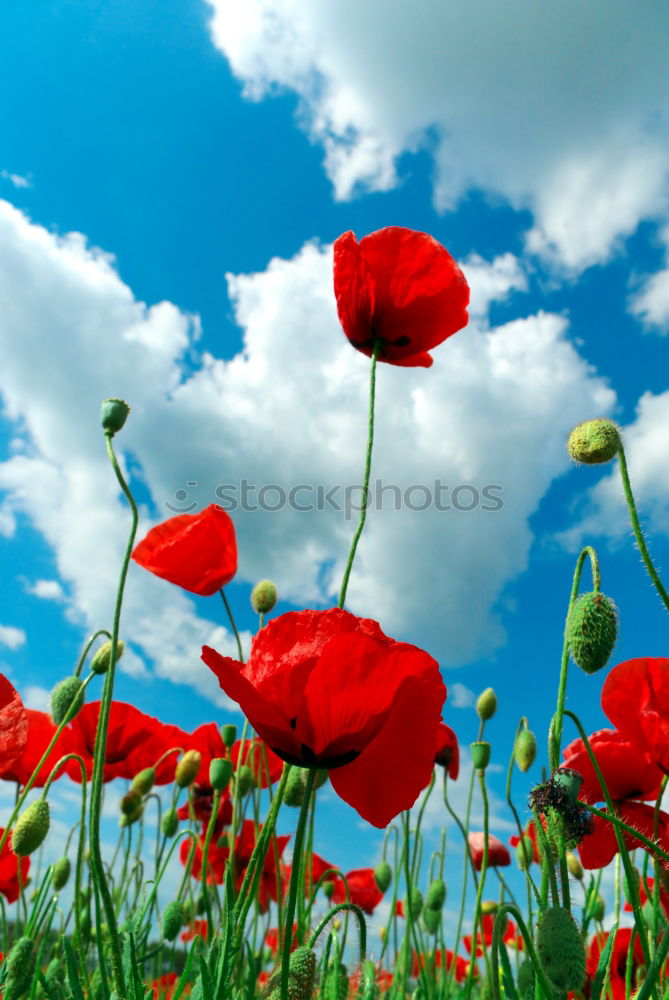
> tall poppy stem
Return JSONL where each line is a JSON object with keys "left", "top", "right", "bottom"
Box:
{"left": 617, "top": 444, "right": 669, "bottom": 613}
{"left": 279, "top": 768, "right": 317, "bottom": 1000}
{"left": 338, "top": 340, "right": 379, "bottom": 609}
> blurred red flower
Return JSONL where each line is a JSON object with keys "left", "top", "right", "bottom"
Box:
{"left": 587, "top": 928, "right": 646, "bottom": 1000}
{"left": 0, "top": 676, "right": 28, "bottom": 773}
{"left": 434, "top": 721, "right": 459, "bottom": 780}
{"left": 509, "top": 820, "right": 542, "bottom": 864}
{"left": 0, "top": 828, "right": 30, "bottom": 903}
{"left": 176, "top": 784, "right": 233, "bottom": 833}
{"left": 132, "top": 504, "right": 237, "bottom": 596}
{"left": 332, "top": 868, "right": 383, "bottom": 914}
{"left": 467, "top": 832, "right": 511, "bottom": 871}
{"left": 180, "top": 919, "right": 208, "bottom": 943}
{"left": 333, "top": 227, "right": 469, "bottom": 368}
{"left": 623, "top": 875, "right": 669, "bottom": 919}
{"left": 0, "top": 710, "right": 73, "bottom": 787}
{"left": 202, "top": 608, "right": 446, "bottom": 828}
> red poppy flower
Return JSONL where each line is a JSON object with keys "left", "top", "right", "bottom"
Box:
{"left": 601, "top": 658, "right": 669, "bottom": 774}
{"left": 0, "top": 676, "right": 28, "bottom": 773}
{"left": 578, "top": 801, "right": 669, "bottom": 870}
{"left": 434, "top": 722, "right": 459, "bottom": 780}
{"left": 623, "top": 875, "right": 669, "bottom": 919}
{"left": 176, "top": 784, "right": 233, "bottom": 833}
{"left": 333, "top": 227, "right": 469, "bottom": 368}
{"left": 462, "top": 913, "right": 502, "bottom": 957}
{"left": 0, "top": 829, "right": 30, "bottom": 903}
{"left": 0, "top": 710, "right": 74, "bottom": 787}
{"left": 332, "top": 868, "right": 383, "bottom": 915}
{"left": 562, "top": 728, "right": 663, "bottom": 803}
{"left": 132, "top": 504, "right": 237, "bottom": 596}
{"left": 467, "top": 832, "right": 511, "bottom": 871}
{"left": 587, "top": 928, "right": 646, "bottom": 1000}
{"left": 413, "top": 949, "right": 472, "bottom": 982}
{"left": 202, "top": 608, "right": 447, "bottom": 828}
{"left": 180, "top": 919, "right": 208, "bottom": 943}
{"left": 265, "top": 925, "right": 298, "bottom": 957}
{"left": 230, "top": 738, "right": 284, "bottom": 788}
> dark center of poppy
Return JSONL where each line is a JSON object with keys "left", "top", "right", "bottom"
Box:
{"left": 272, "top": 743, "right": 361, "bottom": 770}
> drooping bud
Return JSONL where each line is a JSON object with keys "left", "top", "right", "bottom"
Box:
{"left": 514, "top": 728, "right": 537, "bottom": 772}
{"left": 374, "top": 860, "right": 392, "bottom": 893}
{"left": 50, "top": 676, "right": 85, "bottom": 725}
{"left": 175, "top": 750, "right": 201, "bottom": 788}
{"left": 566, "top": 591, "right": 618, "bottom": 674}
{"left": 481, "top": 900, "right": 498, "bottom": 915}
{"left": 536, "top": 907, "right": 586, "bottom": 993}
{"left": 210, "top": 757, "right": 233, "bottom": 791}
{"left": 52, "top": 856, "right": 71, "bottom": 891}
{"left": 120, "top": 789, "right": 143, "bottom": 816}
{"left": 91, "top": 639, "right": 125, "bottom": 675}
{"left": 567, "top": 419, "right": 621, "bottom": 465}
{"left": 12, "top": 799, "right": 50, "bottom": 856}
{"left": 470, "top": 741, "right": 491, "bottom": 770}
{"left": 360, "top": 960, "right": 380, "bottom": 1000}
{"left": 405, "top": 887, "right": 423, "bottom": 919}
{"left": 251, "top": 580, "right": 278, "bottom": 614}
{"left": 425, "top": 878, "right": 446, "bottom": 910}
{"left": 119, "top": 801, "right": 143, "bottom": 827}
{"left": 422, "top": 905, "right": 441, "bottom": 935}
{"left": 235, "top": 763, "right": 254, "bottom": 796}
{"left": 476, "top": 688, "right": 497, "bottom": 721}
{"left": 566, "top": 850, "right": 584, "bottom": 880}
{"left": 131, "top": 767, "right": 156, "bottom": 795}
{"left": 161, "top": 900, "right": 185, "bottom": 941}
{"left": 322, "top": 880, "right": 335, "bottom": 899}
{"left": 100, "top": 398, "right": 131, "bottom": 435}
{"left": 161, "top": 808, "right": 179, "bottom": 837}
{"left": 586, "top": 893, "right": 605, "bottom": 922}
{"left": 221, "top": 724, "right": 237, "bottom": 748}
{"left": 284, "top": 767, "right": 309, "bottom": 807}
{"left": 265, "top": 946, "right": 317, "bottom": 1000}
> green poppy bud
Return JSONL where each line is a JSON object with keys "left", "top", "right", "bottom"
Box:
{"left": 251, "top": 580, "right": 278, "bottom": 614}
{"left": 470, "top": 740, "right": 491, "bottom": 770}
{"left": 221, "top": 724, "right": 237, "bottom": 748}
{"left": 566, "top": 851, "right": 584, "bottom": 880}
{"left": 265, "top": 946, "right": 317, "bottom": 1000}
{"left": 120, "top": 788, "right": 143, "bottom": 816}
{"left": 44, "top": 958, "right": 61, "bottom": 986}
{"left": 50, "top": 675, "right": 85, "bottom": 725}
{"left": 100, "top": 398, "right": 131, "bottom": 435}
{"left": 476, "top": 687, "right": 497, "bottom": 721}
{"left": 517, "top": 959, "right": 535, "bottom": 996}
{"left": 422, "top": 905, "right": 441, "bottom": 935}
{"left": 5, "top": 936, "right": 36, "bottom": 1000}
{"left": 161, "top": 900, "right": 185, "bottom": 941}
{"left": 91, "top": 639, "right": 125, "bottom": 675}
{"left": 481, "top": 900, "right": 498, "bottom": 915}
{"left": 175, "top": 750, "right": 201, "bottom": 788}
{"left": 425, "top": 878, "right": 446, "bottom": 910}
{"left": 284, "top": 767, "right": 308, "bottom": 807}
{"left": 514, "top": 728, "right": 537, "bottom": 772}
{"left": 234, "top": 763, "right": 254, "bottom": 796}
{"left": 374, "top": 860, "right": 392, "bottom": 893}
{"left": 12, "top": 799, "right": 50, "bottom": 856}
{"left": 119, "top": 802, "right": 143, "bottom": 827}
{"left": 360, "top": 960, "right": 379, "bottom": 1000}
{"left": 516, "top": 836, "right": 534, "bottom": 871}
{"left": 536, "top": 907, "right": 586, "bottom": 993}
{"left": 131, "top": 766, "right": 156, "bottom": 795}
{"left": 161, "top": 808, "right": 179, "bottom": 837}
{"left": 567, "top": 419, "right": 621, "bottom": 465}
{"left": 322, "top": 963, "right": 348, "bottom": 1000}
{"left": 52, "top": 856, "right": 71, "bottom": 891}
{"left": 210, "top": 757, "right": 233, "bottom": 791}
{"left": 405, "top": 887, "right": 423, "bottom": 919}
{"left": 566, "top": 591, "right": 618, "bottom": 674}
{"left": 322, "top": 879, "right": 335, "bottom": 899}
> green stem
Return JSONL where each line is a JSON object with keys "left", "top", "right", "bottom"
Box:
{"left": 308, "top": 902, "right": 366, "bottom": 961}
{"left": 200, "top": 789, "right": 222, "bottom": 941}
{"left": 617, "top": 444, "right": 669, "bottom": 613}
{"left": 338, "top": 340, "right": 379, "bottom": 609}
{"left": 74, "top": 629, "right": 112, "bottom": 678}
{"left": 219, "top": 588, "right": 244, "bottom": 662}
{"left": 279, "top": 768, "right": 316, "bottom": 1000}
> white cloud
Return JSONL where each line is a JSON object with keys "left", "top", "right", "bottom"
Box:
{"left": 0, "top": 202, "right": 615, "bottom": 689}
{"left": 205, "top": 0, "right": 669, "bottom": 271}
{"left": 21, "top": 684, "right": 51, "bottom": 711}
{"left": 449, "top": 683, "right": 476, "bottom": 709}
{"left": 25, "top": 578, "right": 66, "bottom": 601}
{"left": 0, "top": 625, "right": 26, "bottom": 650}
{"left": 0, "top": 170, "right": 31, "bottom": 190}
{"left": 629, "top": 227, "right": 669, "bottom": 334}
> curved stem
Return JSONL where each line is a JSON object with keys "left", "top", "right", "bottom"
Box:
{"left": 617, "top": 444, "right": 669, "bottom": 613}
{"left": 219, "top": 588, "right": 244, "bottom": 663}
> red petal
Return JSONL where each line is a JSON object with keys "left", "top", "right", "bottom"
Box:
{"left": 562, "top": 728, "right": 663, "bottom": 803}
{"left": 578, "top": 801, "right": 669, "bottom": 869}
{"left": 333, "top": 231, "right": 376, "bottom": 353}
{"left": 601, "top": 658, "right": 669, "bottom": 771}
{"left": 0, "top": 675, "right": 28, "bottom": 772}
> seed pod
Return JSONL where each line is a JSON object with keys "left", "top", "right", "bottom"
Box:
{"left": 470, "top": 740, "right": 491, "bottom": 770}
{"left": 52, "top": 856, "right": 71, "bottom": 890}
{"left": 100, "top": 398, "right": 131, "bottom": 435}
{"left": 514, "top": 728, "right": 537, "bottom": 772}
{"left": 567, "top": 419, "right": 620, "bottom": 465}
{"left": 221, "top": 724, "right": 237, "bottom": 748}
{"left": 50, "top": 676, "right": 85, "bottom": 725}
{"left": 210, "top": 757, "right": 233, "bottom": 791}
{"left": 12, "top": 799, "right": 50, "bottom": 856}
{"left": 374, "top": 860, "right": 392, "bottom": 893}
{"left": 536, "top": 906, "right": 586, "bottom": 993}
{"left": 566, "top": 591, "right": 618, "bottom": 674}
{"left": 161, "top": 899, "right": 185, "bottom": 941}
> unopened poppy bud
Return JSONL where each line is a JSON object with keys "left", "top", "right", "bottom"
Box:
{"left": 470, "top": 740, "right": 491, "bottom": 770}
{"left": 333, "top": 919, "right": 341, "bottom": 931}
{"left": 516, "top": 836, "right": 534, "bottom": 871}
{"left": 161, "top": 900, "right": 185, "bottom": 941}
{"left": 131, "top": 767, "right": 155, "bottom": 795}
{"left": 210, "top": 757, "right": 233, "bottom": 791}
{"left": 44, "top": 958, "right": 61, "bottom": 986}
{"left": 517, "top": 960, "right": 535, "bottom": 996}
{"left": 91, "top": 639, "right": 125, "bottom": 675}
{"left": 119, "top": 802, "right": 143, "bottom": 827}
{"left": 422, "top": 905, "right": 441, "bottom": 935}
{"left": 100, "top": 398, "right": 131, "bottom": 435}
{"left": 265, "top": 946, "right": 317, "bottom": 1000}
{"left": 405, "top": 887, "right": 423, "bottom": 918}
{"left": 5, "top": 936, "right": 36, "bottom": 999}
{"left": 221, "top": 724, "right": 237, "bottom": 748}
{"left": 161, "top": 808, "right": 179, "bottom": 837}
{"left": 52, "top": 856, "right": 71, "bottom": 891}
{"left": 567, "top": 419, "right": 621, "bottom": 465}
{"left": 322, "top": 962, "right": 348, "bottom": 1000}
{"left": 566, "top": 591, "right": 618, "bottom": 674}
{"left": 374, "top": 860, "right": 392, "bottom": 893}
{"left": 481, "top": 900, "right": 498, "bottom": 915}
{"left": 12, "top": 798, "right": 50, "bottom": 857}
{"left": 314, "top": 769, "right": 329, "bottom": 790}
{"left": 284, "top": 767, "right": 308, "bottom": 807}
{"left": 476, "top": 687, "right": 497, "bottom": 721}
{"left": 235, "top": 763, "right": 254, "bottom": 796}
{"left": 514, "top": 728, "right": 537, "bottom": 772}
{"left": 566, "top": 851, "right": 583, "bottom": 880}
{"left": 120, "top": 788, "right": 143, "bottom": 816}
{"left": 536, "top": 907, "right": 586, "bottom": 993}
{"left": 426, "top": 878, "right": 446, "bottom": 910}
{"left": 175, "top": 750, "right": 201, "bottom": 788}
{"left": 586, "top": 893, "right": 605, "bottom": 922}
{"left": 323, "top": 880, "right": 335, "bottom": 899}
{"left": 50, "top": 676, "right": 85, "bottom": 725}
{"left": 251, "top": 580, "right": 278, "bottom": 614}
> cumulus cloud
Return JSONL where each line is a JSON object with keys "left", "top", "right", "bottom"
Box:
{"left": 204, "top": 0, "right": 669, "bottom": 272}
{"left": 629, "top": 227, "right": 669, "bottom": 334}
{"left": 0, "top": 201, "right": 615, "bottom": 688}
{"left": 24, "top": 578, "right": 66, "bottom": 601}
{"left": 0, "top": 625, "right": 26, "bottom": 650}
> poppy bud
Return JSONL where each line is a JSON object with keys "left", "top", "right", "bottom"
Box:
{"left": 210, "top": 757, "right": 233, "bottom": 791}
{"left": 5, "top": 936, "right": 36, "bottom": 1000}
{"left": 426, "top": 878, "right": 446, "bottom": 910}
{"left": 481, "top": 900, "right": 498, "bottom": 915}
{"left": 120, "top": 789, "right": 143, "bottom": 816}
{"left": 405, "top": 888, "right": 423, "bottom": 918}
{"left": 517, "top": 960, "right": 535, "bottom": 996}
{"left": 586, "top": 893, "right": 605, "bottom": 922}
{"left": 12, "top": 799, "right": 50, "bottom": 856}
{"left": 161, "top": 900, "right": 185, "bottom": 941}
{"left": 536, "top": 907, "right": 586, "bottom": 993}
{"left": 567, "top": 419, "right": 621, "bottom": 465}
{"left": 161, "top": 808, "right": 179, "bottom": 837}
{"left": 374, "top": 861, "right": 392, "bottom": 893}
{"left": 119, "top": 802, "right": 143, "bottom": 827}
{"left": 251, "top": 580, "right": 278, "bottom": 614}
{"left": 322, "top": 962, "right": 348, "bottom": 1000}
{"left": 516, "top": 836, "right": 535, "bottom": 871}
{"left": 235, "top": 763, "right": 254, "bottom": 796}
{"left": 131, "top": 767, "right": 156, "bottom": 795}
{"left": 284, "top": 767, "right": 309, "bottom": 807}
{"left": 44, "top": 958, "right": 61, "bottom": 986}
{"left": 175, "top": 750, "right": 201, "bottom": 788}
{"left": 91, "top": 639, "right": 125, "bottom": 675}
{"left": 566, "top": 591, "right": 618, "bottom": 674}
{"left": 100, "top": 398, "right": 131, "bottom": 435}
{"left": 514, "top": 728, "right": 537, "bottom": 772}
{"left": 422, "top": 904, "right": 441, "bottom": 935}
{"left": 221, "top": 724, "right": 237, "bottom": 748}
{"left": 476, "top": 687, "right": 497, "bottom": 721}
{"left": 50, "top": 676, "right": 85, "bottom": 725}
{"left": 566, "top": 851, "right": 583, "bottom": 880}
{"left": 265, "top": 946, "right": 317, "bottom": 1000}
{"left": 323, "top": 880, "right": 335, "bottom": 899}
{"left": 360, "top": 960, "right": 379, "bottom": 1000}
{"left": 470, "top": 741, "right": 491, "bottom": 771}
{"left": 52, "top": 856, "right": 71, "bottom": 891}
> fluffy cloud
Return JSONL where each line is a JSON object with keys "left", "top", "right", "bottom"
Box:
{"left": 0, "top": 201, "right": 615, "bottom": 689}
{"left": 204, "top": 0, "right": 669, "bottom": 272}
{"left": 629, "top": 227, "right": 669, "bottom": 334}
{"left": 24, "top": 579, "right": 66, "bottom": 601}
{"left": 0, "top": 625, "right": 26, "bottom": 650}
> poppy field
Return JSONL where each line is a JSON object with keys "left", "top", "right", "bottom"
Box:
{"left": 1, "top": 226, "right": 669, "bottom": 1000}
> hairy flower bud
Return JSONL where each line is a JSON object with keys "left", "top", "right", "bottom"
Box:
{"left": 161, "top": 899, "right": 185, "bottom": 941}
{"left": 426, "top": 878, "right": 446, "bottom": 910}
{"left": 567, "top": 419, "right": 621, "bottom": 465}
{"left": 210, "top": 757, "right": 233, "bottom": 791}
{"left": 537, "top": 907, "right": 586, "bottom": 993}
{"left": 5, "top": 936, "right": 36, "bottom": 1000}
{"left": 161, "top": 808, "right": 179, "bottom": 838}
{"left": 100, "top": 398, "right": 131, "bottom": 435}
{"left": 374, "top": 860, "right": 392, "bottom": 893}
{"left": 175, "top": 750, "right": 201, "bottom": 788}
{"left": 12, "top": 799, "right": 50, "bottom": 856}
{"left": 514, "top": 728, "right": 537, "bottom": 772}
{"left": 251, "top": 580, "right": 278, "bottom": 614}
{"left": 52, "top": 856, "right": 71, "bottom": 891}
{"left": 481, "top": 900, "right": 498, "bottom": 915}
{"left": 221, "top": 724, "right": 237, "bottom": 748}
{"left": 566, "top": 591, "right": 618, "bottom": 674}
{"left": 517, "top": 960, "right": 535, "bottom": 996}
{"left": 476, "top": 687, "right": 497, "bottom": 721}
{"left": 131, "top": 766, "right": 156, "bottom": 795}
{"left": 587, "top": 892, "right": 605, "bottom": 923}
{"left": 50, "top": 676, "right": 85, "bottom": 725}
{"left": 284, "top": 767, "right": 309, "bottom": 807}
{"left": 405, "top": 887, "right": 423, "bottom": 919}
{"left": 91, "top": 639, "right": 125, "bottom": 675}
{"left": 265, "top": 946, "right": 317, "bottom": 1000}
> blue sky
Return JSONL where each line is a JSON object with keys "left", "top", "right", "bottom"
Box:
{"left": 1, "top": 0, "right": 669, "bottom": 932}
